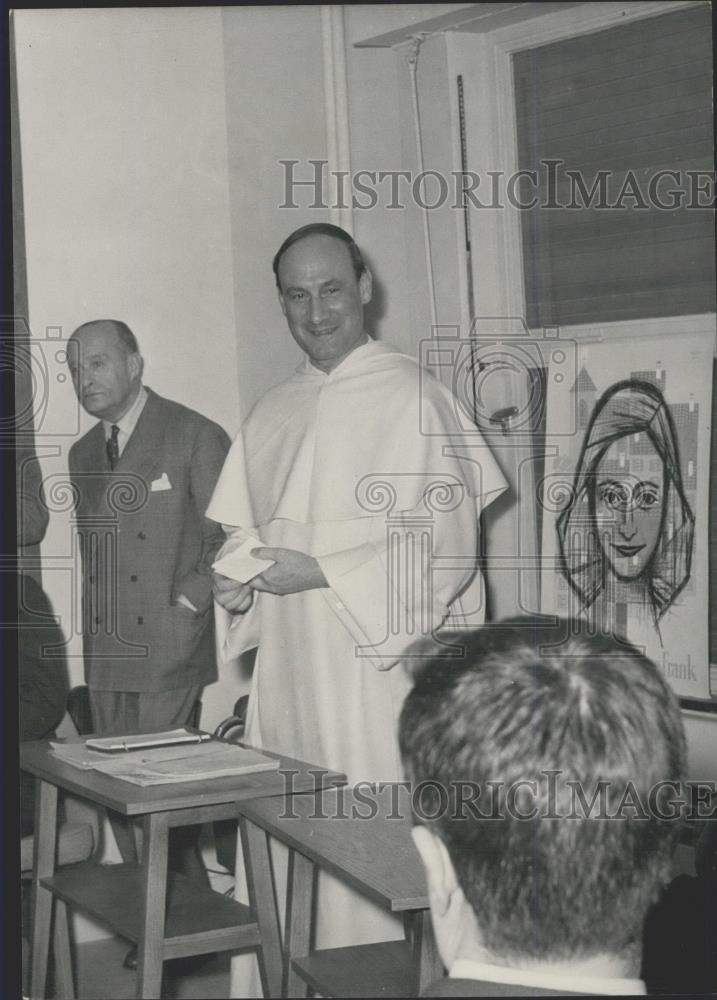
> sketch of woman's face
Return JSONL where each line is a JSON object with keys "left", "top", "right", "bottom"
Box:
{"left": 595, "top": 437, "right": 665, "bottom": 581}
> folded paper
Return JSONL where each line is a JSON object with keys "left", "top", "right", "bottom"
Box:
{"left": 212, "top": 532, "right": 275, "bottom": 584}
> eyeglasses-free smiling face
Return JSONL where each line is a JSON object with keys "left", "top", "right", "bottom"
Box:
{"left": 594, "top": 437, "right": 666, "bottom": 581}
{"left": 276, "top": 234, "right": 372, "bottom": 374}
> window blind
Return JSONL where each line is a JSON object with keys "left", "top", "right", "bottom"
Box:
{"left": 513, "top": 5, "right": 715, "bottom": 328}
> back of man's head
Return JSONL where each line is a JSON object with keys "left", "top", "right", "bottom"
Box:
{"left": 399, "top": 617, "right": 686, "bottom": 965}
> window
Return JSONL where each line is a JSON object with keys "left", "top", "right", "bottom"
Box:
{"left": 514, "top": 5, "right": 715, "bottom": 328}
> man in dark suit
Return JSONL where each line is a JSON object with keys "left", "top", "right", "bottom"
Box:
{"left": 66, "top": 319, "right": 229, "bottom": 901}
{"left": 399, "top": 618, "right": 687, "bottom": 996}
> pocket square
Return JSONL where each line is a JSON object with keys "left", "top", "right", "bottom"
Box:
{"left": 151, "top": 473, "right": 172, "bottom": 492}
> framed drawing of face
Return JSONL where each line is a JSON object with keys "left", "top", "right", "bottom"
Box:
{"left": 557, "top": 379, "right": 694, "bottom": 630}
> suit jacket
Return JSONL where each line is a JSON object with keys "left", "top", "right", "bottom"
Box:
{"left": 68, "top": 387, "right": 230, "bottom": 692}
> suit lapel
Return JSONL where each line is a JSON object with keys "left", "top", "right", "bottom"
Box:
{"left": 75, "top": 389, "right": 167, "bottom": 518}
{"left": 115, "top": 388, "right": 165, "bottom": 484}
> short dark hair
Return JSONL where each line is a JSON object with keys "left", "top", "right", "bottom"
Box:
{"left": 69, "top": 320, "right": 139, "bottom": 356}
{"left": 399, "top": 617, "right": 686, "bottom": 963}
{"left": 272, "top": 223, "right": 367, "bottom": 288}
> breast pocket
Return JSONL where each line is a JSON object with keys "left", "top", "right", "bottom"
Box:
{"left": 146, "top": 482, "right": 185, "bottom": 521}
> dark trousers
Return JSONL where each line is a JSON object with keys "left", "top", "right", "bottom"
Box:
{"left": 89, "top": 686, "right": 209, "bottom": 886}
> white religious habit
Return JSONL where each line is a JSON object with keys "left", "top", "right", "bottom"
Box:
{"left": 207, "top": 339, "right": 506, "bottom": 995}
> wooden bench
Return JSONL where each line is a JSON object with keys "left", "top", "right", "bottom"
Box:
{"left": 238, "top": 784, "right": 443, "bottom": 998}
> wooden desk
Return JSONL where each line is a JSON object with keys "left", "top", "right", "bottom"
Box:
{"left": 21, "top": 738, "right": 345, "bottom": 1000}
{"left": 239, "top": 785, "right": 443, "bottom": 997}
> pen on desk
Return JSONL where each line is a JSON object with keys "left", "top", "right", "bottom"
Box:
{"left": 118, "top": 734, "right": 210, "bottom": 752}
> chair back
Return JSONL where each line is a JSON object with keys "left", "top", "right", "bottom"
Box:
{"left": 212, "top": 694, "right": 250, "bottom": 870}
{"left": 213, "top": 695, "right": 249, "bottom": 742}
{"left": 67, "top": 685, "right": 93, "bottom": 736}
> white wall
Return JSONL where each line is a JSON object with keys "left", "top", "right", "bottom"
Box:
{"left": 222, "top": 5, "right": 328, "bottom": 416}
{"left": 346, "top": 5, "right": 469, "bottom": 356}
{"left": 220, "top": 1, "right": 468, "bottom": 389}
{"left": 218, "top": 3, "right": 465, "bottom": 415}
{"left": 13, "top": 7, "right": 241, "bottom": 727}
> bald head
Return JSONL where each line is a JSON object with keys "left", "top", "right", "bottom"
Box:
{"left": 70, "top": 319, "right": 139, "bottom": 356}
{"left": 67, "top": 320, "right": 143, "bottom": 422}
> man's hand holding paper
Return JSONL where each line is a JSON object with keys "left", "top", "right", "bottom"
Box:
{"left": 212, "top": 530, "right": 275, "bottom": 612}
{"left": 250, "top": 546, "right": 328, "bottom": 595}
{"left": 212, "top": 531, "right": 276, "bottom": 583}
{"left": 213, "top": 573, "right": 254, "bottom": 613}
{"left": 212, "top": 534, "right": 327, "bottom": 606}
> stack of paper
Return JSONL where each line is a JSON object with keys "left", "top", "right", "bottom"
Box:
{"left": 50, "top": 738, "right": 279, "bottom": 785}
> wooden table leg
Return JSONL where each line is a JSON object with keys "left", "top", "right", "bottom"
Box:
{"left": 108, "top": 811, "right": 139, "bottom": 864}
{"left": 240, "top": 817, "right": 283, "bottom": 999}
{"left": 409, "top": 909, "right": 443, "bottom": 995}
{"left": 283, "top": 848, "right": 315, "bottom": 998}
{"left": 136, "top": 812, "right": 170, "bottom": 999}
{"left": 52, "top": 899, "right": 75, "bottom": 999}
{"left": 30, "top": 779, "right": 58, "bottom": 1000}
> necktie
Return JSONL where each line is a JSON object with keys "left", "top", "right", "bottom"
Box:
{"left": 107, "top": 424, "right": 120, "bottom": 470}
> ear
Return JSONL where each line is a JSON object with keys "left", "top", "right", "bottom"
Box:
{"left": 359, "top": 268, "right": 373, "bottom": 305}
{"left": 128, "top": 352, "right": 143, "bottom": 381}
{"left": 412, "top": 825, "right": 459, "bottom": 917}
{"left": 277, "top": 286, "right": 288, "bottom": 318}
{"left": 66, "top": 339, "right": 79, "bottom": 379}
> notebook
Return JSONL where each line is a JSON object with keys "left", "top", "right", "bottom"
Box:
{"left": 51, "top": 734, "right": 280, "bottom": 785}
{"left": 112, "top": 744, "right": 280, "bottom": 785}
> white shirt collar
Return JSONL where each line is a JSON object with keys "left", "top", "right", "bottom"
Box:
{"left": 449, "top": 958, "right": 646, "bottom": 995}
{"left": 103, "top": 385, "right": 148, "bottom": 454}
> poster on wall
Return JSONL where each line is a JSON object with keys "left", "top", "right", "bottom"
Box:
{"left": 540, "top": 327, "right": 715, "bottom": 701}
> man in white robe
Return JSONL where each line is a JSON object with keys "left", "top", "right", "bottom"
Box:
{"left": 207, "top": 223, "right": 506, "bottom": 994}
